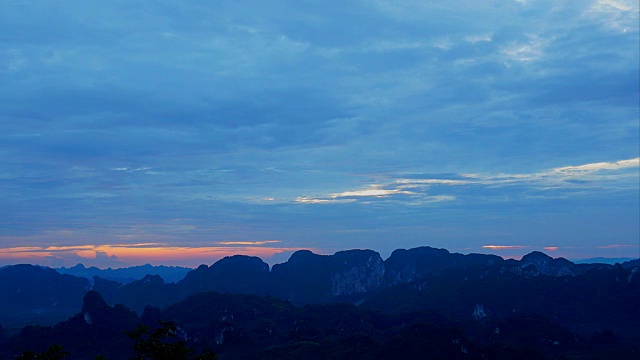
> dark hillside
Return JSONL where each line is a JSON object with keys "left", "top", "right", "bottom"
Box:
{"left": 0, "top": 265, "right": 90, "bottom": 331}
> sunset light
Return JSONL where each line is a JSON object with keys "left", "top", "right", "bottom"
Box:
{"left": 0, "top": 243, "right": 316, "bottom": 268}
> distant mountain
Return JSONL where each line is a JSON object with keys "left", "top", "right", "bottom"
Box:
{"left": 111, "top": 249, "right": 387, "bottom": 312}
{"left": 384, "top": 246, "right": 503, "bottom": 284}
{"left": 270, "top": 249, "right": 385, "bottom": 304}
{"left": 56, "top": 263, "right": 192, "bottom": 284}
{"left": 113, "top": 275, "right": 181, "bottom": 314}
{"left": 573, "top": 257, "right": 636, "bottom": 265}
{"left": 622, "top": 258, "right": 640, "bottom": 268}
{"left": 2, "top": 246, "right": 638, "bottom": 344}
{"left": 1, "top": 246, "right": 640, "bottom": 358}
{"left": 180, "top": 255, "right": 271, "bottom": 296}
{"left": 105, "top": 246, "right": 628, "bottom": 314}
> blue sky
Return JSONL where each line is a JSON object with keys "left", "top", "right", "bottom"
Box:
{"left": 1, "top": 0, "right": 638, "bottom": 268}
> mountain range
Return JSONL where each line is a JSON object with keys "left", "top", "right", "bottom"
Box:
{"left": 56, "top": 263, "right": 192, "bottom": 284}
{"left": 0, "top": 246, "right": 638, "bottom": 359}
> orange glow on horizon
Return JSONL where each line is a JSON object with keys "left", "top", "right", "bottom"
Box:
{"left": 0, "top": 243, "right": 317, "bottom": 268}
{"left": 482, "top": 245, "right": 530, "bottom": 250}
{"left": 218, "top": 240, "right": 282, "bottom": 245}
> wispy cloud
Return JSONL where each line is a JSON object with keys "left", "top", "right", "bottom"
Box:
{"left": 482, "top": 245, "right": 530, "bottom": 250}
{"left": 0, "top": 242, "right": 312, "bottom": 268}
{"left": 552, "top": 158, "right": 638, "bottom": 174}
{"left": 597, "top": 244, "right": 635, "bottom": 249}
{"left": 598, "top": 0, "right": 634, "bottom": 12}
{"left": 295, "top": 185, "right": 453, "bottom": 205}
{"left": 502, "top": 35, "right": 552, "bottom": 62}
{"left": 330, "top": 187, "right": 414, "bottom": 198}
{"left": 296, "top": 158, "right": 639, "bottom": 205}
{"left": 587, "top": 0, "right": 639, "bottom": 32}
{"left": 295, "top": 197, "right": 356, "bottom": 204}
{"left": 217, "top": 240, "right": 282, "bottom": 245}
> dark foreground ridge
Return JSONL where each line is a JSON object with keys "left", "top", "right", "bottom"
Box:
{"left": 0, "top": 246, "right": 638, "bottom": 359}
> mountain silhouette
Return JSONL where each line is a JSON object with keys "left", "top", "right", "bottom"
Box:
{"left": 1, "top": 245, "right": 638, "bottom": 359}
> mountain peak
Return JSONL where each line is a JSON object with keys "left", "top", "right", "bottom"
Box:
{"left": 521, "top": 251, "right": 552, "bottom": 261}
{"left": 142, "top": 274, "right": 165, "bottom": 285}
{"left": 82, "top": 290, "right": 109, "bottom": 315}
{"left": 387, "top": 246, "right": 450, "bottom": 260}
{"left": 384, "top": 246, "right": 497, "bottom": 284}
{"left": 211, "top": 254, "right": 269, "bottom": 270}
{"left": 520, "top": 251, "right": 576, "bottom": 276}
{"left": 288, "top": 249, "right": 322, "bottom": 263}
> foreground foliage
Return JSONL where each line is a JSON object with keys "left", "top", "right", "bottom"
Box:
{"left": 128, "top": 321, "right": 217, "bottom": 360}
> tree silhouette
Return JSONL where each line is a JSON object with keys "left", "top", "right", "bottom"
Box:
{"left": 128, "top": 321, "right": 217, "bottom": 360}
{"left": 16, "top": 345, "right": 69, "bottom": 360}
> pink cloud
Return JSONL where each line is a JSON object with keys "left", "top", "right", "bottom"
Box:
{"left": 0, "top": 242, "right": 315, "bottom": 268}
{"left": 482, "top": 245, "right": 530, "bottom": 250}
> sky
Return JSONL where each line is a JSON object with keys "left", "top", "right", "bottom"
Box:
{"left": 1, "top": 0, "right": 638, "bottom": 268}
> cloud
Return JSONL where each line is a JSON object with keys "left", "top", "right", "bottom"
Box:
{"left": 465, "top": 34, "right": 493, "bottom": 44}
{"left": 295, "top": 158, "right": 639, "bottom": 205}
{"left": 482, "top": 245, "right": 530, "bottom": 250}
{"left": 552, "top": 158, "right": 639, "bottom": 174}
{"left": 597, "top": 244, "right": 634, "bottom": 249}
{"left": 396, "top": 179, "right": 468, "bottom": 186}
{"left": 330, "top": 187, "right": 414, "bottom": 198}
{"left": 217, "top": 240, "right": 282, "bottom": 245}
{"left": 0, "top": 1, "right": 637, "bottom": 262}
{"left": 598, "top": 0, "right": 633, "bottom": 11}
{"left": 0, "top": 242, "right": 313, "bottom": 268}
{"left": 587, "top": 0, "right": 639, "bottom": 32}
{"left": 502, "top": 35, "right": 551, "bottom": 62}
{"left": 295, "top": 197, "right": 356, "bottom": 204}
{"left": 295, "top": 183, "right": 455, "bottom": 205}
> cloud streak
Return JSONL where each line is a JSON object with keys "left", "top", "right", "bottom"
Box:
{"left": 0, "top": 242, "right": 313, "bottom": 268}
{"left": 295, "top": 158, "right": 639, "bottom": 205}
{"left": 482, "top": 245, "right": 530, "bottom": 250}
